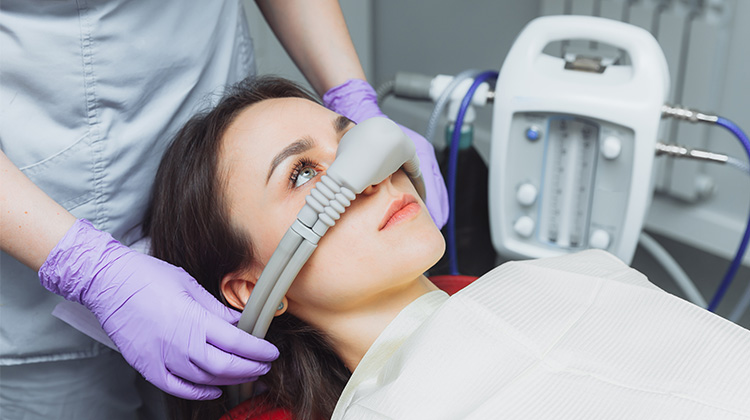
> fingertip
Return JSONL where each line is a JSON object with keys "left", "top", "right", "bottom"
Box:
{"left": 163, "top": 374, "right": 222, "bottom": 401}
{"left": 256, "top": 361, "right": 272, "bottom": 376}
{"left": 202, "top": 388, "right": 223, "bottom": 401}
{"left": 255, "top": 338, "right": 280, "bottom": 361}
{"left": 188, "top": 385, "right": 222, "bottom": 401}
{"left": 207, "top": 325, "right": 280, "bottom": 362}
{"left": 230, "top": 359, "right": 273, "bottom": 380}
{"left": 244, "top": 341, "right": 279, "bottom": 363}
{"left": 239, "top": 336, "right": 279, "bottom": 362}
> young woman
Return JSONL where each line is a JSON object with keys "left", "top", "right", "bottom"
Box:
{"left": 144, "top": 76, "right": 750, "bottom": 420}
{"left": 144, "top": 75, "right": 445, "bottom": 419}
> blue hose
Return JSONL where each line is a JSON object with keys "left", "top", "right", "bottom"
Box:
{"left": 707, "top": 117, "right": 750, "bottom": 312}
{"left": 446, "top": 70, "right": 499, "bottom": 275}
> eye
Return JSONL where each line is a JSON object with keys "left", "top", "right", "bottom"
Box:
{"left": 290, "top": 159, "right": 319, "bottom": 188}
{"left": 295, "top": 166, "right": 318, "bottom": 187}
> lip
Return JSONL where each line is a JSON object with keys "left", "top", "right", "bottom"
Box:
{"left": 378, "top": 194, "right": 420, "bottom": 231}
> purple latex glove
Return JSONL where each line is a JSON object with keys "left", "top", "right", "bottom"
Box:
{"left": 323, "top": 79, "right": 449, "bottom": 228}
{"left": 39, "top": 219, "right": 279, "bottom": 400}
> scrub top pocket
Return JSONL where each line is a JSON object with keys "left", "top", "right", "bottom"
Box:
{"left": 18, "top": 134, "right": 99, "bottom": 214}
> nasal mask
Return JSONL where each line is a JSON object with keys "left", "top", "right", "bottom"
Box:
{"left": 237, "top": 117, "right": 425, "bottom": 338}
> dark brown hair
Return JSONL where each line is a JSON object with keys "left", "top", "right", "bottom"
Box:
{"left": 143, "top": 76, "right": 351, "bottom": 420}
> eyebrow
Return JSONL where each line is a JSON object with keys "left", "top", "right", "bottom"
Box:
{"left": 334, "top": 115, "right": 354, "bottom": 134}
{"left": 265, "top": 115, "right": 355, "bottom": 184}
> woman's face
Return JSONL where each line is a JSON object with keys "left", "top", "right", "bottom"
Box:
{"left": 219, "top": 97, "right": 445, "bottom": 324}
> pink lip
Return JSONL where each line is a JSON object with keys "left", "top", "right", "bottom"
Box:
{"left": 379, "top": 194, "right": 420, "bottom": 231}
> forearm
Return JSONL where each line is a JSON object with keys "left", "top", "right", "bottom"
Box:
{"left": 0, "top": 150, "right": 76, "bottom": 270}
{"left": 255, "top": 0, "right": 366, "bottom": 95}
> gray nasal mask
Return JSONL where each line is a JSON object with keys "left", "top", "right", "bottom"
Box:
{"left": 237, "top": 117, "right": 425, "bottom": 338}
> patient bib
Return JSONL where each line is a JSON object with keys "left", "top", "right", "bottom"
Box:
{"left": 333, "top": 250, "right": 750, "bottom": 419}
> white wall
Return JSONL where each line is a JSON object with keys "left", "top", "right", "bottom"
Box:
{"left": 373, "top": 0, "right": 542, "bottom": 160}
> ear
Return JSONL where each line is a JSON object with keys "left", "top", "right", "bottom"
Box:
{"left": 220, "top": 270, "right": 255, "bottom": 312}
{"left": 220, "top": 268, "right": 289, "bottom": 317}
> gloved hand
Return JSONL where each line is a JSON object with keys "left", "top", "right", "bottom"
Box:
{"left": 323, "top": 79, "right": 449, "bottom": 228}
{"left": 39, "top": 219, "right": 279, "bottom": 400}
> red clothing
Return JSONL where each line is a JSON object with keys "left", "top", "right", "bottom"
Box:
{"left": 219, "top": 398, "right": 292, "bottom": 420}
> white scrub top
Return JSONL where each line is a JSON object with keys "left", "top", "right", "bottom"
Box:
{"left": 333, "top": 250, "right": 750, "bottom": 419}
{"left": 0, "top": 0, "right": 255, "bottom": 365}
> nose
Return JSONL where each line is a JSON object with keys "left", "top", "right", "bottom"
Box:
{"left": 360, "top": 173, "right": 393, "bottom": 196}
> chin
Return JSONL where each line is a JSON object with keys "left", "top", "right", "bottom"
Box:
{"left": 427, "top": 234, "right": 447, "bottom": 269}
{"left": 403, "top": 229, "right": 446, "bottom": 276}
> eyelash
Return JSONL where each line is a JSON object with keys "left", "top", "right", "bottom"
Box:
{"left": 289, "top": 157, "right": 320, "bottom": 189}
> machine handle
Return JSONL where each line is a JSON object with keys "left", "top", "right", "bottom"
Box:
{"left": 514, "top": 15, "right": 669, "bottom": 94}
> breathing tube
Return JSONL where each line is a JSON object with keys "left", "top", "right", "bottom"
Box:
{"left": 712, "top": 117, "right": 750, "bottom": 314}
{"left": 662, "top": 106, "right": 750, "bottom": 314}
{"left": 426, "top": 69, "right": 481, "bottom": 144}
{"left": 446, "top": 70, "right": 499, "bottom": 275}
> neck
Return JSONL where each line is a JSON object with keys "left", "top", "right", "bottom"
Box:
{"left": 322, "top": 275, "right": 437, "bottom": 372}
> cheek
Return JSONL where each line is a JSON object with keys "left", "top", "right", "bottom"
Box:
{"left": 249, "top": 197, "right": 309, "bottom": 266}
{"left": 281, "top": 223, "right": 376, "bottom": 311}
{"left": 290, "top": 224, "right": 370, "bottom": 285}
{"left": 250, "top": 223, "right": 284, "bottom": 266}
{"left": 285, "top": 213, "right": 445, "bottom": 309}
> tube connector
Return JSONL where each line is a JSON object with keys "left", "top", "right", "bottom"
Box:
{"left": 661, "top": 104, "right": 718, "bottom": 123}
{"left": 429, "top": 74, "right": 493, "bottom": 107}
{"left": 655, "top": 142, "right": 728, "bottom": 163}
{"left": 389, "top": 72, "right": 496, "bottom": 105}
{"left": 392, "top": 72, "right": 435, "bottom": 101}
